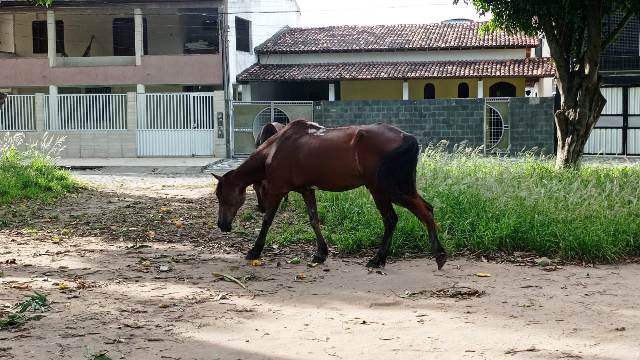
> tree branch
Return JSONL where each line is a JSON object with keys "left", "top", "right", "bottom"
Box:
{"left": 601, "top": 9, "right": 634, "bottom": 49}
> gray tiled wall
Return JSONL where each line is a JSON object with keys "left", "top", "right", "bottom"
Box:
{"left": 314, "top": 97, "right": 555, "bottom": 154}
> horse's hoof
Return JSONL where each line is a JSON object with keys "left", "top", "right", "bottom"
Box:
{"left": 245, "top": 249, "right": 261, "bottom": 260}
{"left": 312, "top": 254, "right": 327, "bottom": 264}
{"left": 366, "top": 257, "right": 385, "bottom": 268}
{"left": 436, "top": 253, "right": 447, "bottom": 270}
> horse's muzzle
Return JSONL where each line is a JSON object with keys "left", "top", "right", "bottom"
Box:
{"left": 218, "top": 221, "right": 232, "bottom": 232}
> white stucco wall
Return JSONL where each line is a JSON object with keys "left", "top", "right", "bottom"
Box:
{"left": 226, "top": 0, "right": 300, "bottom": 97}
{"left": 259, "top": 48, "right": 527, "bottom": 64}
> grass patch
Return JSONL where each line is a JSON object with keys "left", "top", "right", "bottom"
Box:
{"left": 0, "top": 133, "right": 78, "bottom": 204}
{"left": 268, "top": 144, "right": 640, "bottom": 263}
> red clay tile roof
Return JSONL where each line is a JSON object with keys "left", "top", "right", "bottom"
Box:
{"left": 256, "top": 23, "right": 540, "bottom": 54}
{"left": 237, "top": 58, "right": 555, "bottom": 82}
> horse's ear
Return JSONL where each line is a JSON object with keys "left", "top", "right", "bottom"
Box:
{"left": 212, "top": 173, "right": 222, "bottom": 181}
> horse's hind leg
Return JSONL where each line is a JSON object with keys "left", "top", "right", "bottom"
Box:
{"left": 246, "top": 194, "right": 283, "bottom": 260}
{"left": 367, "top": 191, "right": 398, "bottom": 268}
{"left": 395, "top": 194, "right": 447, "bottom": 270}
{"left": 300, "top": 189, "right": 328, "bottom": 263}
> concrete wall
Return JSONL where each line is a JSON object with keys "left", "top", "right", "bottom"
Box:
{"left": 314, "top": 97, "right": 555, "bottom": 153}
{"left": 0, "top": 14, "right": 14, "bottom": 53}
{"left": 341, "top": 80, "right": 404, "bottom": 100}
{"left": 0, "top": 54, "right": 222, "bottom": 87}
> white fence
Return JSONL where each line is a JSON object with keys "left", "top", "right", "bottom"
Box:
{"left": 137, "top": 93, "right": 215, "bottom": 156}
{"left": 44, "top": 94, "right": 127, "bottom": 131}
{"left": 0, "top": 95, "right": 36, "bottom": 131}
{"left": 584, "top": 128, "right": 623, "bottom": 154}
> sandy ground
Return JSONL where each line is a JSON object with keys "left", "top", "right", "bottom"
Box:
{"left": 1, "top": 171, "right": 639, "bottom": 360}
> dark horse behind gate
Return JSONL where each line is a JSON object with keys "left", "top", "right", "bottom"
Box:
{"left": 214, "top": 119, "right": 446, "bottom": 269}
{"left": 253, "top": 122, "right": 285, "bottom": 212}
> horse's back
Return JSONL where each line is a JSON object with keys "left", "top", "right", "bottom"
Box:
{"left": 265, "top": 120, "right": 409, "bottom": 192}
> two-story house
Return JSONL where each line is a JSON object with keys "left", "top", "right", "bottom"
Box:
{"left": 0, "top": 0, "right": 299, "bottom": 158}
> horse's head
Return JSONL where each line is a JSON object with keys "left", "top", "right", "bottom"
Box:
{"left": 213, "top": 170, "right": 246, "bottom": 232}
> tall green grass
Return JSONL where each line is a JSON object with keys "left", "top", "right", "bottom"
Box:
{"left": 268, "top": 144, "right": 640, "bottom": 263}
{"left": 0, "top": 133, "right": 78, "bottom": 204}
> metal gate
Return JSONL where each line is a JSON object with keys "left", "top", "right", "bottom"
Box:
{"left": 231, "top": 101, "right": 314, "bottom": 157}
{"left": 137, "top": 93, "right": 215, "bottom": 157}
{"left": 584, "top": 86, "right": 640, "bottom": 155}
{"left": 484, "top": 98, "right": 511, "bottom": 154}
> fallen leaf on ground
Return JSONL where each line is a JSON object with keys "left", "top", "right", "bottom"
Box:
{"left": 295, "top": 272, "right": 306, "bottom": 280}
{"left": 289, "top": 257, "right": 301, "bottom": 265}
{"left": 475, "top": 272, "right": 491, "bottom": 277}
{"left": 57, "top": 282, "right": 69, "bottom": 290}
{"left": 251, "top": 260, "right": 263, "bottom": 267}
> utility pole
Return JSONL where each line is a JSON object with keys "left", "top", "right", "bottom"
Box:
{"left": 219, "top": 2, "right": 232, "bottom": 158}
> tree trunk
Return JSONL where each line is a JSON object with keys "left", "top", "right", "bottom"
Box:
{"left": 554, "top": 80, "right": 606, "bottom": 169}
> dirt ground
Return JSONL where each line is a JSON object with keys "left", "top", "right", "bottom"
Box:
{"left": 1, "top": 171, "right": 639, "bottom": 360}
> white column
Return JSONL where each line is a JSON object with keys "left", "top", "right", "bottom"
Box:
{"left": 34, "top": 93, "right": 45, "bottom": 131}
{"left": 48, "top": 85, "right": 58, "bottom": 129}
{"left": 402, "top": 80, "right": 409, "bottom": 100}
{"left": 540, "top": 77, "right": 553, "bottom": 97}
{"left": 46, "top": 10, "right": 56, "bottom": 67}
{"left": 134, "top": 8, "right": 143, "bottom": 66}
{"left": 213, "top": 91, "right": 227, "bottom": 158}
{"left": 328, "top": 83, "right": 336, "bottom": 101}
{"left": 241, "top": 84, "right": 252, "bottom": 102}
{"left": 477, "top": 79, "right": 484, "bottom": 98}
{"left": 136, "top": 84, "right": 145, "bottom": 93}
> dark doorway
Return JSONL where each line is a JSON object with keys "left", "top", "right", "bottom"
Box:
{"left": 424, "top": 83, "right": 435, "bottom": 99}
{"left": 113, "top": 18, "right": 148, "bottom": 56}
{"left": 489, "top": 82, "right": 517, "bottom": 97}
{"left": 457, "top": 82, "right": 470, "bottom": 98}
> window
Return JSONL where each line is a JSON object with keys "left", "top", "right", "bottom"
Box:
{"left": 423, "top": 83, "right": 435, "bottom": 99}
{"left": 183, "top": 8, "right": 219, "bottom": 54}
{"left": 113, "top": 18, "right": 148, "bottom": 56}
{"left": 457, "top": 82, "right": 470, "bottom": 98}
{"left": 235, "top": 17, "right": 251, "bottom": 52}
{"left": 32, "top": 20, "right": 64, "bottom": 54}
{"left": 489, "top": 82, "right": 517, "bottom": 97}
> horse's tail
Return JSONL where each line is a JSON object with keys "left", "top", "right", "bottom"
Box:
{"left": 377, "top": 134, "right": 419, "bottom": 197}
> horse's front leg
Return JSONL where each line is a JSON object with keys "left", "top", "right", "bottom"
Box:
{"left": 300, "top": 189, "right": 328, "bottom": 264}
{"left": 245, "top": 192, "right": 283, "bottom": 260}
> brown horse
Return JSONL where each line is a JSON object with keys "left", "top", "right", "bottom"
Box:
{"left": 253, "top": 122, "right": 285, "bottom": 212}
{"left": 214, "top": 120, "right": 446, "bottom": 269}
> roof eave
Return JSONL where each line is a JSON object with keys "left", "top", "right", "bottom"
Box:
{"left": 256, "top": 44, "right": 540, "bottom": 55}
